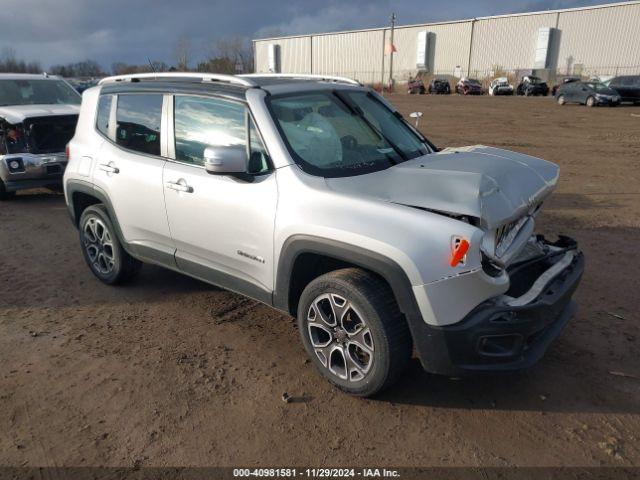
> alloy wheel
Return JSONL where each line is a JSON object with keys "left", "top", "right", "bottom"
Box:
{"left": 82, "top": 217, "right": 115, "bottom": 275}
{"left": 306, "top": 293, "right": 374, "bottom": 382}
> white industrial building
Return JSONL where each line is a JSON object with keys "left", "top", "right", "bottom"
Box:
{"left": 253, "top": 1, "right": 640, "bottom": 84}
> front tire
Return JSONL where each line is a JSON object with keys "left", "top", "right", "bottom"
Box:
{"left": 557, "top": 95, "right": 566, "bottom": 105}
{"left": 297, "top": 268, "right": 412, "bottom": 397}
{"left": 586, "top": 96, "right": 596, "bottom": 107}
{"left": 78, "top": 205, "right": 142, "bottom": 285}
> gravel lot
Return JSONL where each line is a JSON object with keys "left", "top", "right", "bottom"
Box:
{"left": 1, "top": 95, "right": 639, "bottom": 471}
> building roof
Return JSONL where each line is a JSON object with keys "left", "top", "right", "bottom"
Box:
{"left": 253, "top": 0, "right": 640, "bottom": 42}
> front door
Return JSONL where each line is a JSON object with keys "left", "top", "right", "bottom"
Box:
{"left": 162, "top": 94, "right": 277, "bottom": 300}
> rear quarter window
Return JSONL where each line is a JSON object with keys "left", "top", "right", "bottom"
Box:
{"left": 115, "top": 94, "right": 162, "bottom": 156}
{"left": 96, "top": 95, "right": 113, "bottom": 138}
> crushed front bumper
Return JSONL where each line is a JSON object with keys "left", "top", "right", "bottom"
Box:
{"left": 412, "top": 236, "right": 584, "bottom": 376}
{"left": 0, "top": 153, "right": 67, "bottom": 192}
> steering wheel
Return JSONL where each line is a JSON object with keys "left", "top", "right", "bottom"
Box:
{"left": 340, "top": 135, "right": 358, "bottom": 150}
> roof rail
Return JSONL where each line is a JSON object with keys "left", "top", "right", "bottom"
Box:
{"left": 98, "top": 72, "right": 257, "bottom": 87}
{"left": 240, "top": 73, "right": 361, "bottom": 86}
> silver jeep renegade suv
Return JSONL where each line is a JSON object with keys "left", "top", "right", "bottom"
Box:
{"left": 64, "top": 73, "right": 584, "bottom": 396}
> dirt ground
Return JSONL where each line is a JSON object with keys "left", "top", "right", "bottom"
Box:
{"left": 1, "top": 96, "right": 639, "bottom": 472}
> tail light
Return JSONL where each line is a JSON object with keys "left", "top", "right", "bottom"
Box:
{"left": 65, "top": 144, "right": 70, "bottom": 160}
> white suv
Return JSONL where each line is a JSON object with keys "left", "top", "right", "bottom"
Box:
{"left": 0, "top": 73, "right": 80, "bottom": 199}
{"left": 64, "top": 73, "right": 584, "bottom": 396}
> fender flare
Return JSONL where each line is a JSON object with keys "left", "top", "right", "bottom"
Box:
{"left": 273, "top": 234, "right": 422, "bottom": 321}
{"left": 65, "top": 180, "right": 131, "bottom": 254}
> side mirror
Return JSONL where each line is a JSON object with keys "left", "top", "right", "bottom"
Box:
{"left": 409, "top": 111, "right": 423, "bottom": 127}
{"left": 203, "top": 146, "right": 247, "bottom": 175}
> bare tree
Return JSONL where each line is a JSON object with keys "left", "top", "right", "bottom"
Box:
{"left": 174, "top": 35, "right": 192, "bottom": 71}
{"left": 149, "top": 60, "right": 169, "bottom": 73}
{"left": 200, "top": 36, "right": 253, "bottom": 74}
{"left": 51, "top": 60, "right": 105, "bottom": 78}
{"left": 0, "top": 47, "right": 41, "bottom": 73}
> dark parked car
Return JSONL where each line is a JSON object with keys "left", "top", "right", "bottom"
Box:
{"left": 556, "top": 81, "right": 621, "bottom": 107}
{"left": 427, "top": 78, "right": 451, "bottom": 94}
{"left": 551, "top": 77, "right": 580, "bottom": 96}
{"left": 607, "top": 76, "right": 640, "bottom": 104}
{"left": 455, "top": 78, "right": 482, "bottom": 95}
{"left": 516, "top": 76, "right": 549, "bottom": 96}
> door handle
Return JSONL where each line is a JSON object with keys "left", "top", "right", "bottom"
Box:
{"left": 165, "top": 180, "right": 193, "bottom": 193}
{"left": 98, "top": 162, "right": 119, "bottom": 174}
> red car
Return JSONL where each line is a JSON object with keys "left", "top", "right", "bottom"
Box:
{"left": 456, "top": 78, "right": 483, "bottom": 95}
{"left": 407, "top": 77, "right": 426, "bottom": 94}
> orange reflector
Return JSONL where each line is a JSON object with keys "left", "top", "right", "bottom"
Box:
{"left": 450, "top": 239, "right": 470, "bottom": 267}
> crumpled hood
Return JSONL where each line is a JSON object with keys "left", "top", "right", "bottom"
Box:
{"left": 0, "top": 104, "right": 80, "bottom": 124}
{"left": 325, "top": 145, "right": 559, "bottom": 229}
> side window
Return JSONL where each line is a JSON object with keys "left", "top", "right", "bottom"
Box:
{"left": 115, "top": 94, "right": 162, "bottom": 156}
{"left": 96, "top": 94, "right": 112, "bottom": 138}
{"left": 174, "top": 95, "right": 245, "bottom": 166}
{"left": 173, "top": 95, "right": 270, "bottom": 173}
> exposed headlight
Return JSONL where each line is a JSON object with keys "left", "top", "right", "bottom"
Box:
{"left": 7, "top": 158, "right": 25, "bottom": 173}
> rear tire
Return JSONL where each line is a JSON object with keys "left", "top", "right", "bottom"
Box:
{"left": 586, "top": 96, "right": 596, "bottom": 107}
{"left": 297, "top": 268, "right": 412, "bottom": 397}
{"left": 78, "top": 205, "right": 142, "bottom": 285}
{"left": 0, "top": 180, "right": 15, "bottom": 200}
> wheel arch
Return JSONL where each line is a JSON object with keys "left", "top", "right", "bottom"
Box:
{"left": 274, "top": 235, "right": 422, "bottom": 325}
{"left": 65, "top": 180, "right": 128, "bottom": 248}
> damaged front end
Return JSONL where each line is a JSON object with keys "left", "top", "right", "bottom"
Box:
{"left": 0, "top": 114, "right": 77, "bottom": 194}
{"left": 415, "top": 234, "right": 584, "bottom": 376}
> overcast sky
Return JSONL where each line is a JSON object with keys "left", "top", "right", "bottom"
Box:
{"left": 0, "top": 0, "right": 624, "bottom": 69}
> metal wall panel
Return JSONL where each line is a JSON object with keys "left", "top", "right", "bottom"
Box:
{"left": 254, "top": 36, "right": 312, "bottom": 74}
{"left": 253, "top": 2, "right": 640, "bottom": 81}
{"left": 556, "top": 3, "right": 640, "bottom": 76}
{"left": 469, "top": 13, "right": 558, "bottom": 74}
{"left": 311, "top": 30, "right": 385, "bottom": 84}
{"left": 386, "top": 21, "right": 473, "bottom": 79}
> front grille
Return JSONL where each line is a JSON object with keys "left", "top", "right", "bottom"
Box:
{"left": 23, "top": 115, "right": 78, "bottom": 154}
{"left": 46, "top": 164, "right": 62, "bottom": 175}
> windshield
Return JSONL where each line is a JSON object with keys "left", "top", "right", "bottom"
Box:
{"left": 528, "top": 77, "right": 543, "bottom": 84}
{"left": 269, "top": 90, "right": 431, "bottom": 177}
{"left": 0, "top": 79, "right": 81, "bottom": 107}
{"left": 467, "top": 79, "right": 481, "bottom": 85}
{"left": 586, "top": 82, "right": 613, "bottom": 93}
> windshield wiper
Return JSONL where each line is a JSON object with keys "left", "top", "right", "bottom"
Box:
{"left": 332, "top": 91, "right": 407, "bottom": 163}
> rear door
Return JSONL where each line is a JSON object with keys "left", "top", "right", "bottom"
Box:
{"left": 162, "top": 94, "right": 277, "bottom": 299}
{"left": 91, "top": 92, "right": 174, "bottom": 262}
{"left": 562, "top": 83, "right": 576, "bottom": 102}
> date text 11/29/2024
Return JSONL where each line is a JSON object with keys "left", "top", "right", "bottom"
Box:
{"left": 233, "top": 468, "right": 401, "bottom": 478}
